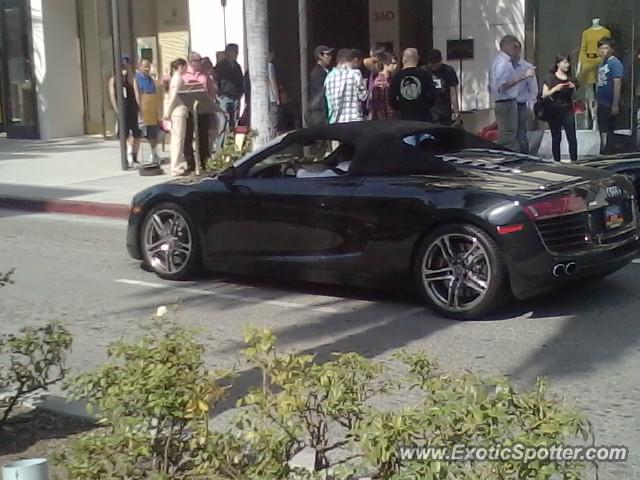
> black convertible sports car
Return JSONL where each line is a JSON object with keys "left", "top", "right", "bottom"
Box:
{"left": 126, "top": 121, "right": 640, "bottom": 319}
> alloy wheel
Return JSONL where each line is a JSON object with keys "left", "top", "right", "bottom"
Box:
{"left": 421, "top": 233, "right": 491, "bottom": 313}
{"left": 142, "top": 209, "right": 193, "bottom": 275}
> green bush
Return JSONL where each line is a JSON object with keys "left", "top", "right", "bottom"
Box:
{"left": 56, "top": 319, "right": 233, "bottom": 479}
{"left": 206, "top": 130, "right": 256, "bottom": 173}
{"left": 56, "top": 325, "right": 594, "bottom": 480}
{"left": 0, "top": 323, "right": 73, "bottom": 425}
{"left": 0, "top": 269, "right": 73, "bottom": 425}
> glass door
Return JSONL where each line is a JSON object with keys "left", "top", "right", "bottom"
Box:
{"left": 0, "top": 0, "right": 38, "bottom": 138}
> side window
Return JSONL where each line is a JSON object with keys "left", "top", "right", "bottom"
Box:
{"left": 246, "top": 140, "right": 355, "bottom": 179}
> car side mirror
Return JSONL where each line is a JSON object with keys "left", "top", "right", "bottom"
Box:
{"left": 218, "top": 167, "right": 236, "bottom": 183}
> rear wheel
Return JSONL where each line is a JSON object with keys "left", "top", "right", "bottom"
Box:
{"left": 414, "top": 223, "right": 509, "bottom": 320}
{"left": 141, "top": 203, "right": 201, "bottom": 281}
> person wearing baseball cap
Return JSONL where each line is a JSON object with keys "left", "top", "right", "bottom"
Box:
{"left": 306, "top": 46, "right": 334, "bottom": 126}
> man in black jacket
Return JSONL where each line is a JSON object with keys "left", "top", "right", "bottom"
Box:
{"left": 306, "top": 45, "right": 333, "bottom": 127}
{"left": 215, "top": 43, "right": 245, "bottom": 132}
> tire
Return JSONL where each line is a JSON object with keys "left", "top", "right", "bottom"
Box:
{"left": 414, "top": 223, "right": 509, "bottom": 320}
{"left": 140, "top": 202, "right": 201, "bottom": 281}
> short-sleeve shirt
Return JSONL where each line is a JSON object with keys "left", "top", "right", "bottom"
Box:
{"left": 597, "top": 56, "right": 623, "bottom": 107}
{"left": 389, "top": 67, "right": 436, "bottom": 122}
{"left": 543, "top": 74, "right": 578, "bottom": 110}
{"left": 424, "top": 63, "right": 459, "bottom": 120}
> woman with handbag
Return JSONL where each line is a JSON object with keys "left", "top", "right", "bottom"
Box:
{"left": 542, "top": 54, "right": 579, "bottom": 162}
{"left": 164, "top": 59, "right": 189, "bottom": 176}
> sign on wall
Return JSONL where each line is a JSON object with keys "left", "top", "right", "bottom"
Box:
{"left": 369, "top": 0, "right": 399, "bottom": 54}
{"left": 157, "top": 0, "right": 189, "bottom": 33}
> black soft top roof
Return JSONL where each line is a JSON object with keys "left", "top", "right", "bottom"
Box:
{"left": 284, "top": 121, "right": 458, "bottom": 176}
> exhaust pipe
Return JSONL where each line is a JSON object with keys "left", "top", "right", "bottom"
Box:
{"left": 552, "top": 264, "right": 566, "bottom": 278}
{"left": 552, "top": 262, "right": 577, "bottom": 278}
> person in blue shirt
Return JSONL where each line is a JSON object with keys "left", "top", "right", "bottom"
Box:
{"left": 596, "top": 38, "right": 623, "bottom": 154}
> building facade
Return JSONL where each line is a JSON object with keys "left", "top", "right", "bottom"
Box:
{"left": 0, "top": 0, "right": 637, "bottom": 142}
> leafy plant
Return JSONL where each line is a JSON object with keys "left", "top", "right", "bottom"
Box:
{"left": 0, "top": 322, "right": 73, "bottom": 425}
{"left": 231, "top": 328, "right": 393, "bottom": 478}
{"left": 357, "top": 352, "right": 592, "bottom": 479}
{"left": 57, "top": 318, "right": 233, "bottom": 479}
{"left": 206, "top": 129, "right": 257, "bottom": 173}
{"left": 55, "top": 324, "right": 595, "bottom": 480}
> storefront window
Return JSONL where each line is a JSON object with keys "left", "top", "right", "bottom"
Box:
{"left": 1, "top": 0, "right": 38, "bottom": 138}
{"left": 534, "top": 0, "right": 638, "bottom": 134}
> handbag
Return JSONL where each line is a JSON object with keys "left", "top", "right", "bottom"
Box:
{"left": 534, "top": 95, "right": 552, "bottom": 122}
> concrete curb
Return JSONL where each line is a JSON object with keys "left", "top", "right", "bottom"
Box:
{"left": 0, "top": 196, "right": 129, "bottom": 220}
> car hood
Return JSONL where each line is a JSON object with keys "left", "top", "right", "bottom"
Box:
{"left": 428, "top": 150, "right": 624, "bottom": 199}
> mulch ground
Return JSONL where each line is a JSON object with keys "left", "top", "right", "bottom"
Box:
{"left": 0, "top": 406, "right": 97, "bottom": 476}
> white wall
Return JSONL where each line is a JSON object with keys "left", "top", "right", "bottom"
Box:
{"left": 188, "top": 0, "right": 246, "bottom": 69}
{"left": 433, "top": 0, "right": 525, "bottom": 113}
{"left": 31, "top": 0, "right": 84, "bottom": 139}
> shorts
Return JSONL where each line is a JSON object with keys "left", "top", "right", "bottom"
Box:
{"left": 142, "top": 124, "right": 160, "bottom": 141}
{"left": 597, "top": 105, "right": 616, "bottom": 134}
{"left": 117, "top": 113, "right": 142, "bottom": 139}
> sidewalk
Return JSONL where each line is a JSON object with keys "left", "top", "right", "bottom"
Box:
{"left": 0, "top": 136, "right": 172, "bottom": 219}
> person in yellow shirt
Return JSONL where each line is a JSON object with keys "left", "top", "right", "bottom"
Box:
{"left": 134, "top": 59, "right": 162, "bottom": 163}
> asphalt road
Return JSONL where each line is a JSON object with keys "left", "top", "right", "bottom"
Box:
{"left": 1, "top": 209, "right": 639, "bottom": 477}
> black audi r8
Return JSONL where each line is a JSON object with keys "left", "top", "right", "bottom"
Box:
{"left": 126, "top": 121, "right": 640, "bottom": 319}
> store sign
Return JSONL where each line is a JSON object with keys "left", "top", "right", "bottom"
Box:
{"left": 373, "top": 10, "right": 395, "bottom": 22}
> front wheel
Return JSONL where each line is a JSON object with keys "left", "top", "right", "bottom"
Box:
{"left": 141, "top": 203, "right": 201, "bottom": 281}
{"left": 414, "top": 223, "right": 509, "bottom": 320}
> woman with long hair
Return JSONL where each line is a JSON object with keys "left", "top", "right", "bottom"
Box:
{"left": 164, "top": 58, "right": 189, "bottom": 176}
{"left": 542, "top": 53, "right": 579, "bottom": 162}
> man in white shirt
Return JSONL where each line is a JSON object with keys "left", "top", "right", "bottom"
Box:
{"left": 489, "top": 35, "right": 536, "bottom": 151}
{"left": 513, "top": 44, "right": 539, "bottom": 154}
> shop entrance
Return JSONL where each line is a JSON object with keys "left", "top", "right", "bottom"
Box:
{"left": 0, "top": 0, "right": 38, "bottom": 138}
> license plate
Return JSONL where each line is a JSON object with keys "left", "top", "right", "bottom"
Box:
{"left": 605, "top": 205, "right": 625, "bottom": 229}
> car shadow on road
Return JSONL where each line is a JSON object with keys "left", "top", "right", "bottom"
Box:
{"left": 501, "top": 272, "right": 640, "bottom": 384}
{"left": 210, "top": 297, "right": 453, "bottom": 416}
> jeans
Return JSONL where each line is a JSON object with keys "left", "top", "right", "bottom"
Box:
{"left": 216, "top": 96, "right": 239, "bottom": 149}
{"left": 494, "top": 100, "right": 519, "bottom": 151}
{"left": 548, "top": 107, "right": 577, "bottom": 162}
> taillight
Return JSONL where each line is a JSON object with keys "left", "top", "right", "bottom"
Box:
{"left": 523, "top": 194, "right": 587, "bottom": 221}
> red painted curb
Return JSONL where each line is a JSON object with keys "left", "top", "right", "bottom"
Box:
{"left": 0, "top": 196, "right": 130, "bottom": 219}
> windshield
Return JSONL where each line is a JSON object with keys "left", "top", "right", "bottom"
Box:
{"left": 232, "top": 133, "right": 288, "bottom": 169}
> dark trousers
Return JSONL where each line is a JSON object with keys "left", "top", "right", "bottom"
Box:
{"left": 548, "top": 108, "right": 577, "bottom": 162}
{"left": 184, "top": 113, "right": 210, "bottom": 170}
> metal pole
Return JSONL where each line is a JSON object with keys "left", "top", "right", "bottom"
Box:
{"left": 111, "top": 0, "right": 128, "bottom": 170}
{"left": 299, "top": 0, "right": 309, "bottom": 127}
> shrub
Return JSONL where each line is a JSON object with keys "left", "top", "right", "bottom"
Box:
{"left": 206, "top": 129, "right": 256, "bottom": 173}
{"left": 0, "top": 323, "right": 73, "bottom": 425}
{"left": 57, "top": 319, "right": 233, "bottom": 479}
{"left": 56, "top": 325, "right": 594, "bottom": 480}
